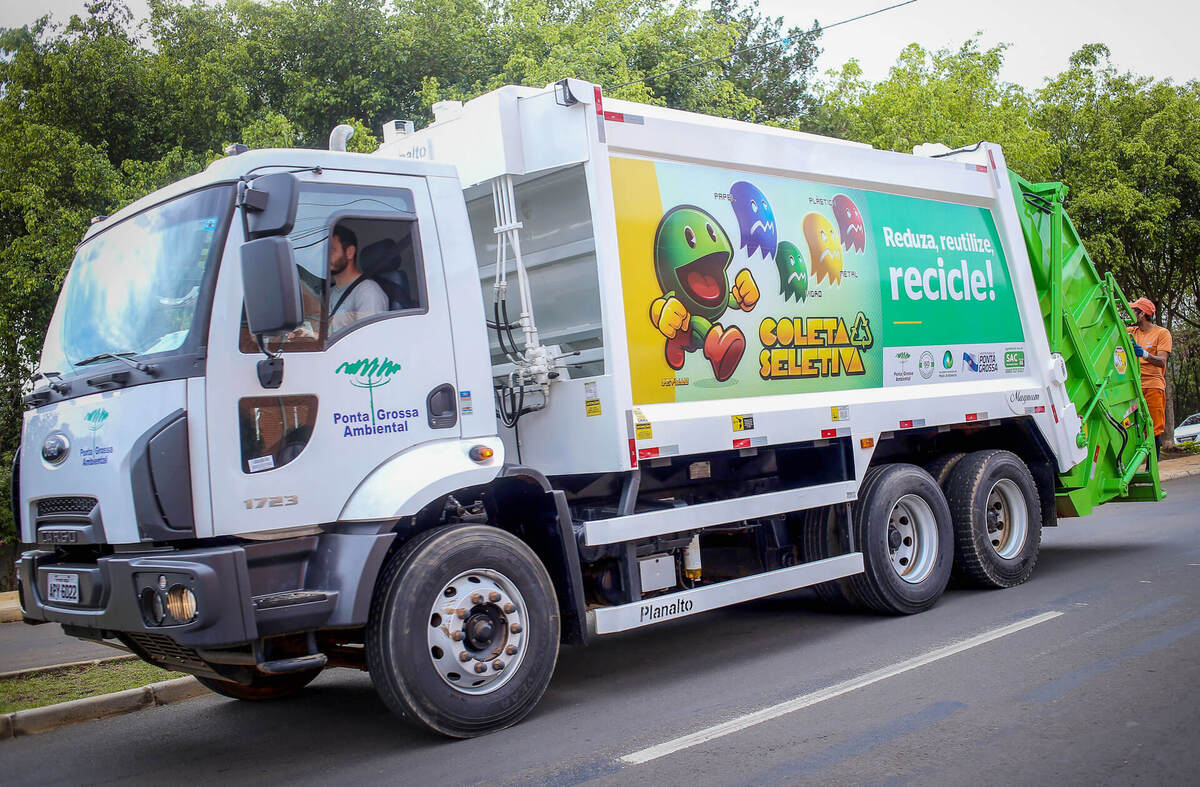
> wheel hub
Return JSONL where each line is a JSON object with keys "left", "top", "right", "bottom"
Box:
{"left": 984, "top": 478, "right": 1028, "bottom": 559}
{"left": 427, "top": 569, "right": 527, "bottom": 695}
{"left": 886, "top": 494, "right": 938, "bottom": 584}
{"left": 465, "top": 614, "right": 496, "bottom": 649}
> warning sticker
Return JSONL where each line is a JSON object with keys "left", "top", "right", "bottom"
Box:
{"left": 585, "top": 398, "right": 602, "bottom": 417}
{"left": 732, "top": 415, "right": 755, "bottom": 432}
{"left": 831, "top": 406, "right": 851, "bottom": 421}
{"left": 635, "top": 421, "right": 653, "bottom": 440}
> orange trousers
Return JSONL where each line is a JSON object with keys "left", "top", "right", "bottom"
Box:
{"left": 1143, "top": 388, "right": 1165, "bottom": 436}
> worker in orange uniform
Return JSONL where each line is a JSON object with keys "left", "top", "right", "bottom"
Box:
{"left": 1128, "top": 297, "right": 1172, "bottom": 456}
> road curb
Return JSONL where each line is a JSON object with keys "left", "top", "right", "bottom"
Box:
{"left": 1160, "top": 461, "right": 1200, "bottom": 482}
{"left": 0, "top": 677, "right": 210, "bottom": 740}
{"left": 1, "top": 590, "right": 22, "bottom": 623}
{"left": 0, "top": 654, "right": 138, "bottom": 681}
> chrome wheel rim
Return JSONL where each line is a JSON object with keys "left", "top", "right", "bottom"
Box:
{"left": 427, "top": 568, "right": 527, "bottom": 695}
{"left": 985, "top": 478, "right": 1028, "bottom": 559}
{"left": 887, "top": 494, "right": 939, "bottom": 584}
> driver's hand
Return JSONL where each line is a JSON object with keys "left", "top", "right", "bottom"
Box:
{"left": 288, "top": 322, "right": 317, "bottom": 340}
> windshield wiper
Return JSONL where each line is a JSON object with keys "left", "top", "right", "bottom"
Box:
{"left": 31, "top": 370, "right": 71, "bottom": 394}
{"left": 74, "top": 352, "right": 157, "bottom": 374}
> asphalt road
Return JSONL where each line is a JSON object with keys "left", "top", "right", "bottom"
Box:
{"left": 3, "top": 476, "right": 1198, "bottom": 785}
{"left": 0, "top": 617, "right": 121, "bottom": 673}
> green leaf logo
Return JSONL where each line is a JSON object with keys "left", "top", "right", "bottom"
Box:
{"left": 336, "top": 357, "right": 401, "bottom": 424}
{"left": 84, "top": 408, "right": 109, "bottom": 433}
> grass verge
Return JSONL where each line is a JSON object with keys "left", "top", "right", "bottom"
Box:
{"left": 0, "top": 660, "right": 182, "bottom": 714}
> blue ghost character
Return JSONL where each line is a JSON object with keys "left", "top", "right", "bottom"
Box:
{"left": 729, "top": 181, "right": 778, "bottom": 259}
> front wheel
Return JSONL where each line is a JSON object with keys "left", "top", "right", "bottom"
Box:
{"left": 366, "top": 525, "right": 560, "bottom": 738}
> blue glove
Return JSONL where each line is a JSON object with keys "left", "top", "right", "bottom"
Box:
{"left": 1133, "top": 344, "right": 1145, "bottom": 357}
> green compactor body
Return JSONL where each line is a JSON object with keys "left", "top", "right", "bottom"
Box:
{"left": 1009, "top": 172, "right": 1164, "bottom": 517}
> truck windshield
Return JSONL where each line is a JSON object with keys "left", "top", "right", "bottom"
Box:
{"left": 40, "top": 185, "right": 234, "bottom": 376}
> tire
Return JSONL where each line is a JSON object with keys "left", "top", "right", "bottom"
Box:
{"left": 845, "top": 463, "right": 954, "bottom": 615}
{"left": 798, "top": 506, "right": 863, "bottom": 610}
{"left": 197, "top": 668, "right": 321, "bottom": 701}
{"left": 944, "top": 450, "right": 1041, "bottom": 588}
{"left": 798, "top": 465, "right": 889, "bottom": 610}
{"left": 366, "top": 525, "right": 560, "bottom": 738}
{"left": 925, "top": 452, "right": 967, "bottom": 488}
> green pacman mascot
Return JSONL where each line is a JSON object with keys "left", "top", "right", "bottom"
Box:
{"left": 649, "top": 205, "right": 758, "bottom": 382}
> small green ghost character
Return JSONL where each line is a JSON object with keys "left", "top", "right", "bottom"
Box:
{"left": 649, "top": 205, "right": 759, "bottom": 382}
{"left": 774, "top": 240, "right": 808, "bottom": 302}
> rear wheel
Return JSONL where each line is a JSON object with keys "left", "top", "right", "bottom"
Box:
{"left": 799, "top": 506, "right": 863, "bottom": 610}
{"left": 846, "top": 463, "right": 954, "bottom": 614}
{"left": 197, "top": 668, "right": 321, "bottom": 701}
{"left": 945, "top": 450, "right": 1041, "bottom": 588}
{"left": 366, "top": 525, "right": 560, "bottom": 738}
{"left": 925, "top": 452, "right": 967, "bottom": 488}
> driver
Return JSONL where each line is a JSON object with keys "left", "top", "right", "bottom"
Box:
{"left": 328, "top": 224, "right": 387, "bottom": 334}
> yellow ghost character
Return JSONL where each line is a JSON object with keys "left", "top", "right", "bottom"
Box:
{"left": 802, "top": 212, "right": 844, "bottom": 285}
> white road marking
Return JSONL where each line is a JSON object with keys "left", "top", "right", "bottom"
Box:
{"left": 620, "top": 610, "right": 1064, "bottom": 766}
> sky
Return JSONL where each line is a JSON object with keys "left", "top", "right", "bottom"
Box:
{"left": 3, "top": 0, "right": 1198, "bottom": 90}
{"left": 765, "top": 0, "right": 1200, "bottom": 89}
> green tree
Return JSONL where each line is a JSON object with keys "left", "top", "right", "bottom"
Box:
{"left": 708, "top": 0, "right": 821, "bottom": 123}
{"left": 0, "top": 115, "right": 123, "bottom": 577}
{"left": 1036, "top": 46, "right": 1200, "bottom": 438}
{"left": 809, "top": 38, "right": 1058, "bottom": 181}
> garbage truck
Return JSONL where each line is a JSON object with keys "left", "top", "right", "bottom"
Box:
{"left": 13, "top": 78, "right": 1162, "bottom": 737}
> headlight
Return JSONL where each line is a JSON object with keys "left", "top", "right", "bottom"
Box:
{"left": 42, "top": 433, "right": 70, "bottom": 465}
{"left": 166, "top": 585, "right": 197, "bottom": 622}
{"left": 141, "top": 587, "right": 166, "bottom": 625}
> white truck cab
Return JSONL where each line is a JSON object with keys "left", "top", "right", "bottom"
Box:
{"left": 17, "top": 150, "right": 523, "bottom": 702}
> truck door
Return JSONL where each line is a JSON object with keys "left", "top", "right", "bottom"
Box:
{"left": 204, "top": 173, "right": 459, "bottom": 536}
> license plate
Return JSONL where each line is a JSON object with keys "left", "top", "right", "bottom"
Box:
{"left": 47, "top": 572, "right": 80, "bottom": 605}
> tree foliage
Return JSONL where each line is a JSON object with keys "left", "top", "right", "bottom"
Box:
{"left": 809, "top": 38, "right": 1058, "bottom": 180}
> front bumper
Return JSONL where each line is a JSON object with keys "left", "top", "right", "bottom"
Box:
{"left": 17, "top": 546, "right": 257, "bottom": 649}
{"left": 17, "top": 530, "right": 395, "bottom": 656}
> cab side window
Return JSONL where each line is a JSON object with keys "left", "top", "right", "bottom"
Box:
{"left": 240, "top": 183, "right": 423, "bottom": 352}
{"left": 326, "top": 218, "right": 423, "bottom": 336}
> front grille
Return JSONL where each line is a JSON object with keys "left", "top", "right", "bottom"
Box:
{"left": 124, "top": 632, "right": 207, "bottom": 671}
{"left": 37, "top": 496, "right": 97, "bottom": 517}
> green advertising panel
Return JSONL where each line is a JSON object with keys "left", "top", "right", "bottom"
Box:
{"left": 863, "top": 190, "right": 1023, "bottom": 348}
{"left": 610, "top": 157, "right": 1026, "bottom": 405}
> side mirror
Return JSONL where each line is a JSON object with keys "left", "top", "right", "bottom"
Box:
{"left": 241, "top": 236, "right": 302, "bottom": 336}
{"left": 243, "top": 172, "right": 299, "bottom": 239}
